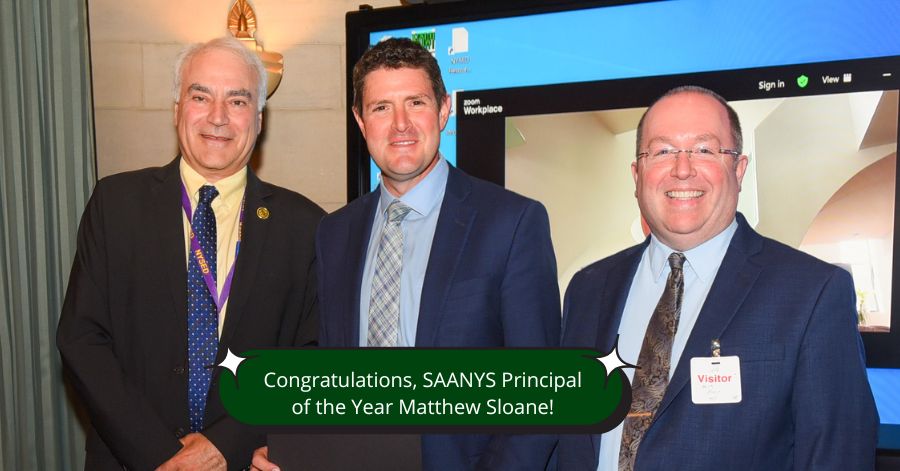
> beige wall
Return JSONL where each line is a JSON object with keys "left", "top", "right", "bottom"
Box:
{"left": 506, "top": 111, "right": 641, "bottom": 291}
{"left": 89, "top": 0, "right": 398, "bottom": 213}
{"left": 754, "top": 91, "right": 889, "bottom": 245}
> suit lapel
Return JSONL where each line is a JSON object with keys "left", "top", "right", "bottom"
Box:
{"left": 152, "top": 159, "right": 189, "bottom": 340}
{"left": 654, "top": 216, "right": 764, "bottom": 419}
{"left": 415, "top": 168, "right": 475, "bottom": 347}
{"left": 595, "top": 243, "right": 647, "bottom": 353}
{"left": 345, "top": 191, "right": 380, "bottom": 347}
{"left": 591, "top": 242, "right": 645, "bottom": 458}
{"left": 219, "top": 170, "right": 272, "bottom": 348}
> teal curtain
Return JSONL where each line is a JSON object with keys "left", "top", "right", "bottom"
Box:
{"left": 0, "top": 0, "right": 95, "bottom": 468}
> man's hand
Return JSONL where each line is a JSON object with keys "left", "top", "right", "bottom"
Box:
{"left": 155, "top": 433, "right": 226, "bottom": 471}
{"left": 251, "top": 446, "right": 280, "bottom": 471}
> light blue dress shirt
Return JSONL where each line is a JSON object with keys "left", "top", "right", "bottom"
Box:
{"left": 596, "top": 219, "right": 738, "bottom": 470}
{"left": 358, "top": 157, "right": 449, "bottom": 347}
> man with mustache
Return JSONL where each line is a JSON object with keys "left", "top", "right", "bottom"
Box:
{"left": 57, "top": 36, "right": 323, "bottom": 470}
{"left": 253, "top": 38, "right": 561, "bottom": 470}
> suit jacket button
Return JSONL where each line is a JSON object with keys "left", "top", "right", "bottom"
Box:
{"left": 173, "top": 366, "right": 185, "bottom": 375}
{"left": 174, "top": 427, "right": 186, "bottom": 438}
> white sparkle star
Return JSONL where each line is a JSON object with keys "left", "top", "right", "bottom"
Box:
{"left": 218, "top": 348, "right": 247, "bottom": 378}
{"left": 594, "top": 336, "right": 637, "bottom": 383}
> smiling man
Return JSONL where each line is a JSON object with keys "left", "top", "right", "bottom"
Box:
{"left": 558, "top": 86, "right": 878, "bottom": 471}
{"left": 253, "top": 37, "right": 560, "bottom": 471}
{"left": 57, "top": 37, "right": 323, "bottom": 471}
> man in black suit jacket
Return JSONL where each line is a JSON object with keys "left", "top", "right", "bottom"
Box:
{"left": 57, "top": 37, "right": 323, "bottom": 470}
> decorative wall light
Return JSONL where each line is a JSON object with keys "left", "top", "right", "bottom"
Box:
{"left": 228, "top": 0, "right": 283, "bottom": 97}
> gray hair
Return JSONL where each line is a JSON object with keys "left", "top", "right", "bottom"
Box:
{"left": 173, "top": 36, "right": 268, "bottom": 112}
{"left": 636, "top": 85, "right": 743, "bottom": 154}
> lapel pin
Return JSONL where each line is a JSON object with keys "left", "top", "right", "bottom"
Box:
{"left": 256, "top": 207, "right": 270, "bottom": 220}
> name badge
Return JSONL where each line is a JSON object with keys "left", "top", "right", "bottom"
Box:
{"left": 690, "top": 356, "right": 742, "bottom": 404}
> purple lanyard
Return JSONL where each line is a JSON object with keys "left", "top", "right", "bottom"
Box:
{"left": 181, "top": 183, "right": 245, "bottom": 313}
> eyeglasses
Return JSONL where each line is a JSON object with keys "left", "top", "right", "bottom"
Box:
{"left": 636, "top": 144, "right": 740, "bottom": 164}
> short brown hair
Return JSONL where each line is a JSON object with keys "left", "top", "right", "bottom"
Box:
{"left": 352, "top": 37, "right": 447, "bottom": 113}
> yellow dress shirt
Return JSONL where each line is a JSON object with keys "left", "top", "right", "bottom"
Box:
{"left": 180, "top": 159, "right": 246, "bottom": 337}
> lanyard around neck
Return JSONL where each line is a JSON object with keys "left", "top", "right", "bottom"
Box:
{"left": 180, "top": 183, "right": 245, "bottom": 313}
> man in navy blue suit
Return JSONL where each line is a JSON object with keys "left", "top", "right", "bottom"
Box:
{"left": 559, "top": 86, "right": 878, "bottom": 471}
{"left": 253, "top": 38, "right": 560, "bottom": 470}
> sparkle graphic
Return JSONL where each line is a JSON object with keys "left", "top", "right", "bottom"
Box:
{"left": 593, "top": 336, "right": 637, "bottom": 383}
{"left": 218, "top": 348, "right": 247, "bottom": 378}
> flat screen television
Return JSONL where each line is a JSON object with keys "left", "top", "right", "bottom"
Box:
{"left": 346, "top": 0, "right": 900, "bottom": 448}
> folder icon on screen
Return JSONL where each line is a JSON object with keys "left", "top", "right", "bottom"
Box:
{"left": 449, "top": 28, "right": 468, "bottom": 55}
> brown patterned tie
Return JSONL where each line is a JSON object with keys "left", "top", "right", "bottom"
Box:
{"left": 618, "top": 252, "right": 685, "bottom": 470}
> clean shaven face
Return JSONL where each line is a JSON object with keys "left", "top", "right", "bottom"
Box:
{"left": 632, "top": 92, "right": 749, "bottom": 251}
{"left": 175, "top": 47, "right": 262, "bottom": 183}
{"left": 354, "top": 67, "right": 450, "bottom": 196}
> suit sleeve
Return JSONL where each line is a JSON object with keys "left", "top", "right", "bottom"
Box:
{"left": 498, "top": 200, "right": 561, "bottom": 346}
{"left": 203, "top": 205, "right": 322, "bottom": 470}
{"left": 202, "top": 264, "right": 320, "bottom": 470}
{"left": 293, "top": 251, "right": 320, "bottom": 347}
{"left": 56, "top": 183, "right": 183, "bottom": 470}
{"left": 478, "top": 201, "right": 561, "bottom": 470}
{"left": 315, "top": 223, "right": 332, "bottom": 347}
{"left": 791, "top": 267, "right": 878, "bottom": 470}
{"left": 561, "top": 270, "right": 588, "bottom": 347}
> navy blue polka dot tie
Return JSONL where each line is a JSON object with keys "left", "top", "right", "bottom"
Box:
{"left": 187, "top": 185, "right": 219, "bottom": 432}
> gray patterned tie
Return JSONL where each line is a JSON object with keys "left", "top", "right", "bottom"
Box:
{"left": 619, "top": 252, "right": 686, "bottom": 470}
{"left": 367, "top": 200, "right": 413, "bottom": 347}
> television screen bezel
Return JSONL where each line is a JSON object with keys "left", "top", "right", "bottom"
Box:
{"left": 344, "top": 0, "right": 900, "bottom": 368}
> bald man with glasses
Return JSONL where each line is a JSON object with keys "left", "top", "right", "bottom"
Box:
{"left": 558, "top": 85, "right": 878, "bottom": 471}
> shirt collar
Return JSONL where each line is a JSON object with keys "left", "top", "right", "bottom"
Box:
{"left": 179, "top": 158, "right": 247, "bottom": 211}
{"left": 377, "top": 155, "right": 449, "bottom": 220}
{"left": 647, "top": 218, "right": 739, "bottom": 283}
